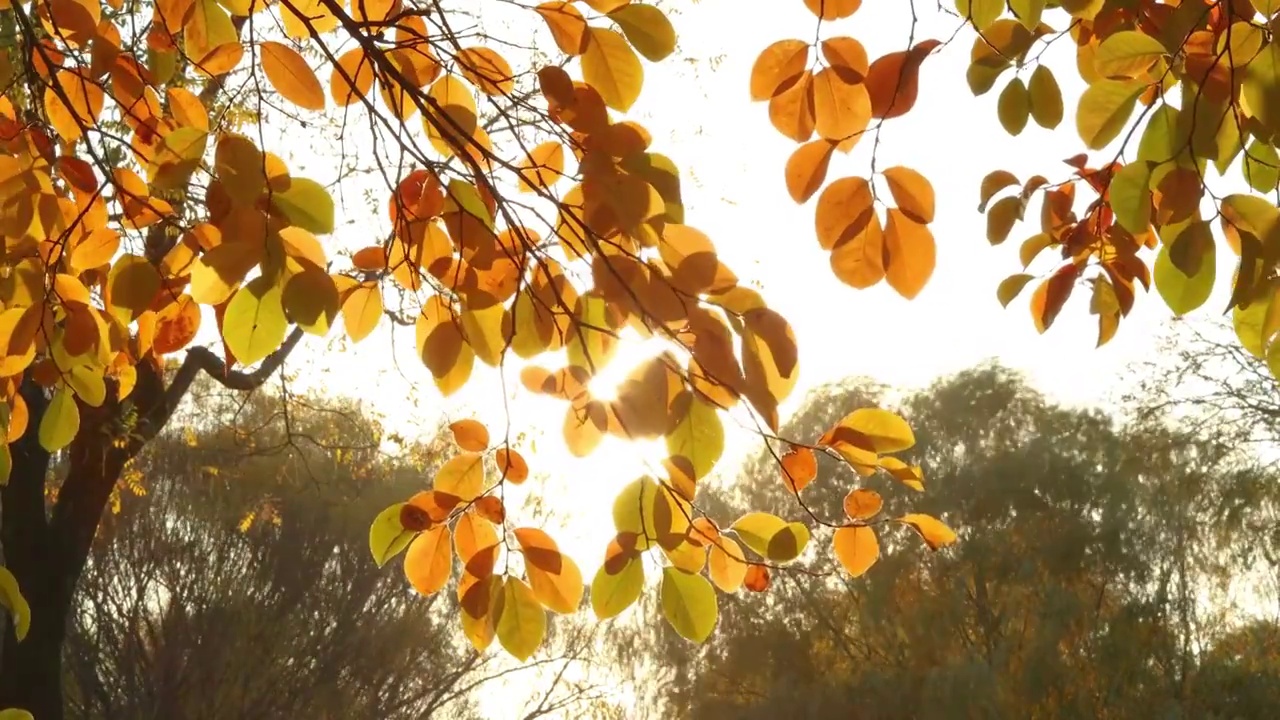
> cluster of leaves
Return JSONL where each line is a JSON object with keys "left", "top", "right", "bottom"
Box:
{"left": 962, "top": 1, "right": 1280, "bottom": 356}
{"left": 750, "top": 4, "right": 943, "bottom": 298}
{"left": 370, "top": 407, "right": 955, "bottom": 659}
{"left": 0, "top": 0, "right": 968, "bottom": 673}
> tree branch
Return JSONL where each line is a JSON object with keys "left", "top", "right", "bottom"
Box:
{"left": 139, "top": 328, "right": 306, "bottom": 444}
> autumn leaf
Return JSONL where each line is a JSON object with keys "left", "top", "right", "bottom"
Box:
{"left": 899, "top": 513, "right": 959, "bottom": 550}
{"left": 661, "top": 567, "right": 717, "bottom": 643}
{"left": 582, "top": 27, "right": 643, "bottom": 111}
{"left": 833, "top": 526, "right": 879, "bottom": 577}
{"left": 260, "top": 41, "right": 325, "bottom": 110}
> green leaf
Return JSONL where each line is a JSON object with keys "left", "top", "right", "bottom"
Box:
{"left": 1242, "top": 37, "right": 1280, "bottom": 138}
{"left": 0, "top": 710, "right": 35, "bottom": 720}
{"left": 1137, "top": 104, "right": 1181, "bottom": 163}
{"left": 955, "top": 0, "right": 1003, "bottom": 31}
{"left": 996, "top": 273, "right": 1035, "bottom": 308}
{"left": 1109, "top": 161, "right": 1152, "bottom": 233}
{"left": 608, "top": 3, "right": 676, "bottom": 62}
{"left": 66, "top": 365, "right": 106, "bottom": 408}
{"left": 1243, "top": 140, "right": 1280, "bottom": 194}
{"left": 590, "top": 551, "right": 644, "bottom": 619}
{"left": 494, "top": 577, "right": 546, "bottom": 661}
{"left": 39, "top": 386, "right": 79, "bottom": 453}
{"left": 222, "top": 275, "right": 288, "bottom": 366}
{"left": 1093, "top": 30, "right": 1166, "bottom": 78}
{"left": 1154, "top": 232, "right": 1215, "bottom": 316}
{"left": 369, "top": 503, "right": 414, "bottom": 567}
{"left": 660, "top": 567, "right": 718, "bottom": 643}
{"left": 997, "top": 77, "right": 1030, "bottom": 136}
{"left": 1267, "top": 335, "right": 1280, "bottom": 383}
{"left": 0, "top": 566, "right": 30, "bottom": 642}
{"left": 665, "top": 394, "right": 724, "bottom": 481}
{"left": 730, "top": 512, "right": 811, "bottom": 563}
{"left": 271, "top": 177, "right": 335, "bottom": 235}
{"left": 1076, "top": 79, "right": 1146, "bottom": 150}
{"left": 1027, "top": 65, "right": 1063, "bottom": 129}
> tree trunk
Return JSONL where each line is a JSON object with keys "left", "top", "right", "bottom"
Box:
{"left": 0, "top": 379, "right": 131, "bottom": 719}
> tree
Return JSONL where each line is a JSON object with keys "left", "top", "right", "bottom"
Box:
{"left": 12, "top": 0, "right": 1275, "bottom": 712}
{"left": 654, "top": 363, "right": 1280, "bottom": 719}
{"left": 62, "top": 381, "right": 616, "bottom": 719}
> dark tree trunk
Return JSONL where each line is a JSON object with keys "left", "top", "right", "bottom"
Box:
{"left": 0, "top": 378, "right": 133, "bottom": 720}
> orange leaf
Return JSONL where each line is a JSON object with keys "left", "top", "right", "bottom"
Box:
{"left": 449, "top": 419, "right": 490, "bottom": 451}
{"left": 882, "top": 166, "right": 935, "bottom": 224}
{"left": 865, "top": 40, "right": 941, "bottom": 119}
{"left": 743, "top": 564, "right": 770, "bottom": 592}
{"left": 749, "top": 39, "right": 809, "bottom": 101}
{"left": 780, "top": 446, "right": 817, "bottom": 494}
{"left": 767, "top": 70, "right": 815, "bottom": 142}
{"left": 842, "top": 488, "right": 882, "bottom": 519}
{"left": 153, "top": 294, "right": 201, "bottom": 354}
{"left": 1030, "top": 264, "right": 1079, "bottom": 333}
{"left": 330, "top": 47, "right": 374, "bottom": 106}
{"left": 517, "top": 141, "right": 566, "bottom": 192}
{"left": 474, "top": 495, "right": 506, "bottom": 525}
{"left": 785, "top": 140, "right": 834, "bottom": 204}
{"left": 833, "top": 525, "right": 879, "bottom": 577}
{"left": 899, "top": 513, "right": 958, "bottom": 550}
{"left": 404, "top": 525, "right": 453, "bottom": 595}
{"left": 883, "top": 208, "right": 936, "bottom": 299}
{"left": 812, "top": 67, "right": 871, "bottom": 142}
{"left": 260, "top": 41, "right": 325, "bottom": 111}
{"left": 803, "top": 0, "right": 861, "bottom": 20}
{"left": 351, "top": 245, "right": 387, "bottom": 271}
{"left": 495, "top": 447, "right": 530, "bottom": 483}
{"left": 814, "top": 176, "right": 874, "bottom": 250}
{"left": 830, "top": 210, "right": 885, "bottom": 289}
{"left": 342, "top": 281, "right": 383, "bottom": 342}
{"left": 821, "top": 36, "right": 869, "bottom": 83}
{"left": 536, "top": 1, "right": 589, "bottom": 55}
{"left": 457, "top": 46, "right": 516, "bottom": 95}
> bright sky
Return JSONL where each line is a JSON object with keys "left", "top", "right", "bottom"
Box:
{"left": 221, "top": 1, "right": 1257, "bottom": 713}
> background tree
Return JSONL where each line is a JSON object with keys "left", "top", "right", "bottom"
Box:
{"left": 650, "top": 363, "right": 1280, "bottom": 719}
{"left": 61, "top": 378, "right": 615, "bottom": 719}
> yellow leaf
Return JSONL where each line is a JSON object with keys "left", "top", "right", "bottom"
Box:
{"left": 341, "top": 281, "right": 382, "bottom": 342}
{"left": 434, "top": 452, "right": 486, "bottom": 501}
{"left": 39, "top": 386, "right": 79, "bottom": 452}
{"left": 369, "top": 502, "right": 415, "bottom": 567}
{"left": 591, "top": 541, "right": 644, "bottom": 619}
{"left": 1093, "top": 30, "right": 1166, "bottom": 78}
{"left": 536, "top": 2, "right": 588, "bottom": 55}
{"left": 1076, "top": 78, "right": 1145, "bottom": 150}
{"left": 749, "top": 39, "right": 809, "bottom": 101}
{"left": 281, "top": 266, "right": 339, "bottom": 335}
{"left": 661, "top": 567, "right": 717, "bottom": 643}
{"left": 67, "top": 365, "right": 106, "bottom": 408}
{"left": 460, "top": 303, "right": 505, "bottom": 366}
{"left": 730, "top": 512, "right": 810, "bottom": 563}
{"left": 1027, "top": 65, "right": 1063, "bottom": 129}
{"left": 899, "top": 513, "right": 959, "bottom": 550}
{"left": 0, "top": 566, "right": 30, "bottom": 642}
{"left": 582, "top": 27, "right": 643, "bottom": 112}
{"left": 664, "top": 393, "right": 724, "bottom": 481}
{"left": 417, "top": 296, "right": 474, "bottom": 396}
{"left": 514, "top": 528, "right": 584, "bottom": 614}
{"left": 222, "top": 275, "right": 288, "bottom": 366}
{"left": 260, "top": 41, "right": 325, "bottom": 111}
{"left": 457, "top": 46, "right": 516, "bottom": 95}
{"left": 608, "top": 3, "right": 677, "bottom": 62}
{"left": 494, "top": 577, "right": 546, "bottom": 661}
{"left": 106, "top": 254, "right": 160, "bottom": 324}
{"left": 832, "top": 525, "right": 879, "bottom": 577}
{"left": 829, "top": 407, "right": 915, "bottom": 453}
{"left": 44, "top": 69, "right": 104, "bottom": 142}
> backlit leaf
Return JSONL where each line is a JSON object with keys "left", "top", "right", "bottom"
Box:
{"left": 608, "top": 3, "right": 676, "bottom": 62}
{"left": 899, "top": 513, "right": 959, "bottom": 550}
{"left": 404, "top": 525, "right": 452, "bottom": 595}
{"left": 0, "top": 567, "right": 30, "bottom": 642}
{"left": 590, "top": 543, "right": 643, "bottom": 618}
{"left": 1027, "top": 65, "right": 1063, "bottom": 128}
{"left": 369, "top": 503, "right": 415, "bottom": 567}
{"left": 222, "top": 275, "right": 288, "bottom": 366}
{"left": 997, "top": 77, "right": 1030, "bottom": 135}
{"left": 1076, "top": 79, "right": 1145, "bottom": 150}
{"left": 660, "top": 567, "right": 717, "bottom": 643}
{"left": 730, "top": 512, "right": 810, "bottom": 563}
{"left": 843, "top": 488, "right": 883, "bottom": 519}
{"left": 882, "top": 166, "right": 934, "bottom": 224}
{"left": 708, "top": 537, "right": 747, "bottom": 593}
{"left": 494, "top": 577, "right": 546, "bottom": 661}
{"left": 449, "top": 419, "right": 490, "bottom": 451}
{"left": 883, "top": 208, "right": 936, "bottom": 299}
{"left": 39, "top": 386, "right": 80, "bottom": 453}
{"left": 582, "top": 27, "right": 643, "bottom": 111}
{"left": 260, "top": 41, "right": 325, "bottom": 110}
{"left": 833, "top": 525, "right": 879, "bottom": 577}
{"left": 785, "top": 140, "right": 835, "bottom": 204}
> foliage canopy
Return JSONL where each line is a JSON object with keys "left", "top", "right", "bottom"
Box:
{"left": 3, "top": 0, "right": 1279, "bottom": 701}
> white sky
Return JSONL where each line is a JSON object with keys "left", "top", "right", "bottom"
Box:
{"left": 203, "top": 2, "right": 1259, "bottom": 713}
